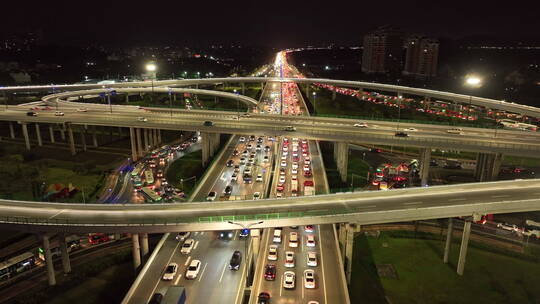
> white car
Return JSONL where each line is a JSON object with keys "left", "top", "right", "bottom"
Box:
{"left": 306, "top": 234, "right": 316, "bottom": 247}
{"left": 292, "top": 162, "right": 299, "bottom": 169}
{"left": 256, "top": 174, "right": 263, "bottom": 182}
{"left": 54, "top": 111, "right": 64, "bottom": 116}
{"left": 185, "top": 260, "right": 201, "bottom": 279}
{"left": 281, "top": 161, "right": 287, "bottom": 167}
{"left": 304, "top": 269, "right": 315, "bottom": 288}
{"left": 263, "top": 156, "right": 270, "bottom": 163}
{"left": 276, "top": 192, "right": 283, "bottom": 198}
{"left": 289, "top": 232, "right": 298, "bottom": 248}
{"left": 180, "top": 239, "right": 195, "bottom": 254}
{"left": 304, "top": 158, "right": 311, "bottom": 165}
{"left": 175, "top": 231, "right": 190, "bottom": 241}
{"left": 162, "top": 263, "right": 178, "bottom": 280}
{"left": 239, "top": 137, "right": 246, "bottom": 142}
{"left": 268, "top": 245, "right": 278, "bottom": 261}
{"left": 76, "top": 108, "right": 88, "bottom": 112}
{"left": 307, "top": 252, "right": 317, "bottom": 267}
{"left": 206, "top": 191, "right": 217, "bottom": 201}
{"left": 497, "top": 222, "right": 519, "bottom": 232}
{"left": 353, "top": 122, "right": 368, "bottom": 128}
{"left": 285, "top": 251, "right": 295, "bottom": 268}
{"left": 403, "top": 127, "right": 418, "bottom": 132}
{"left": 279, "top": 175, "right": 286, "bottom": 183}
{"left": 291, "top": 168, "right": 298, "bottom": 175}
{"left": 447, "top": 128, "right": 464, "bottom": 135}
{"left": 283, "top": 271, "right": 295, "bottom": 289}
{"left": 253, "top": 192, "right": 261, "bottom": 200}
{"left": 137, "top": 117, "right": 147, "bottom": 122}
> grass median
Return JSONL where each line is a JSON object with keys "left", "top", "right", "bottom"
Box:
{"left": 166, "top": 150, "right": 204, "bottom": 197}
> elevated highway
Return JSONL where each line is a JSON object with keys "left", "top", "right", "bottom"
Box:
{"left": 0, "top": 179, "right": 539, "bottom": 233}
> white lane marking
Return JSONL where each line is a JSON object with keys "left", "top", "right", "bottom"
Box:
{"left": 219, "top": 262, "right": 227, "bottom": 283}
{"left": 184, "top": 256, "right": 192, "bottom": 266}
{"left": 302, "top": 278, "right": 305, "bottom": 299}
{"left": 147, "top": 240, "right": 182, "bottom": 303}
{"left": 198, "top": 262, "right": 208, "bottom": 282}
{"left": 234, "top": 230, "right": 238, "bottom": 241}
{"left": 301, "top": 234, "right": 304, "bottom": 252}
{"left": 448, "top": 198, "right": 467, "bottom": 202}
{"left": 403, "top": 201, "right": 423, "bottom": 205}
{"left": 193, "top": 240, "right": 199, "bottom": 250}
{"left": 279, "top": 274, "right": 283, "bottom": 297}
{"left": 318, "top": 225, "right": 328, "bottom": 304}
{"left": 492, "top": 195, "right": 510, "bottom": 198}
{"left": 48, "top": 209, "right": 66, "bottom": 220}
{"left": 174, "top": 274, "right": 182, "bottom": 285}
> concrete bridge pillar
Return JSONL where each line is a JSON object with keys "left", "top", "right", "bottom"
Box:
{"left": 136, "top": 128, "right": 143, "bottom": 158}
{"left": 419, "top": 148, "right": 431, "bottom": 186}
{"left": 344, "top": 224, "right": 355, "bottom": 284}
{"left": 475, "top": 153, "right": 502, "bottom": 182}
{"left": 35, "top": 123, "right": 43, "bottom": 147}
{"left": 338, "top": 223, "right": 347, "bottom": 259}
{"left": 91, "top": 126, "right": 98, "bottom": 148}
{"left": 148, "top": 128, "right": 154, "bottom": 149}
{"left": 49, "top": 125, "right": 55, "bottom": 143}
{"left": 9, "top": 121, "right": 15, "bottom": 139}
{"left": 241, "top": 82, "right": 246, "bottom": 95}
{"left": 157, "top": 129, "right": 162, "bottom": 144}
{"left": 42, "top": 234, "right": 56, "bottom": 286}
{"left": 201, "top": 132, "right": 210, "bottom": 167}
{"left": 443, "top": 218, "right": 453, "bottom": 264}
{"left": 140, "top": 233, "right": 149, "bottom": 260}
{"left": 132, "top": 234, "right": 141, "bottom": 271}
{"left": 21, "top": 122, "right": 31, "bottom": 150}
{"left": 67, "top": 124, "right": 76, "bottom": 156}
{"left": 59, "top": 233, "right": 72, "bottom": 274}
{"left": 334, "top": 142, "right": 349, "bottom": 183}
{"left": 125, "top": 93, "right": 129, "bottom": 103}
{"left": 130, "top": 127, "right": 138, "bottom": 162}
{"left": 60, "top": 124, "right": 66, "bottom": 141}
{"left": 143, "top": 129, "right": 149, "bottom": 152}
{"left": 332, "top": 90, "right": 337, "bottom": 101}
{"left": 306, "top": 84, "right": 310, "bottom": 96}
{"left": 80, "top": 127, "right": 87, "bottom": 152}
{"left": 154, "top": 129, "right": 159, "bottom": 147}
{"left": 457, "top": 220, "right": 472, "bottom": 275}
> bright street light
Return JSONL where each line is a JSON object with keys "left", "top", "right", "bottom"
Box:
{"left": 145, "top": 63, "right": 157, "bottom": 72}
{"left": 465, "top": 75, "right": 482, "bottom": 87}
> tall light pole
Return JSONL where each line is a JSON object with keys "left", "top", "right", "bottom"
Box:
{"left": 234, "top": 89, "right": 240, "bottom": 119}
{"left": 146, "top": 63, "right": 157, "bottom": 100}
{"left": 227, "top": 220, "right": 264, "bottom": 283}
{"left": 464, "top": 75, "right": 482, "bottom": 122}
{"left": 312, "top": 91, "right": 317, "bottom": 115}
{"left": 168, "top": 88, "right": 173, "bottom": 117}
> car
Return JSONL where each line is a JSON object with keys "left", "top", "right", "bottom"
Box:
{"left": 292, "top": 162, "right": 299, "bottom": 170}
{"left": 137, "top": 117, "right": 147, "bottom": 122}
{"left": 247, "top": 144, "right": 253, "bottom": 150}
{"left": 243, "top": 173, "right": 252, "bottom": 184}
{"left": 264, "top": 145, "right": 271, "bottom": 152}
{"left": 234, "top": 165, "right": 240, "bottom": 173}
{"left": 289, "top": 232, "right": 298, "bottom": 248}
{"left": 304, "top": 157, "right": 311, "bottom": 165}
{"left": 395, "top": 131, "right": 409, "bottom": 137}
{"left": 306, "top": 234, "right": 316, "bottom": 247}
{"left": 185, "top": 260, "right": 201, "bottom": 279}
{"left": 281, "top": 161, "right": 287, "bottom": 167}
{"left": 76, "top": 108, "right": 88, "bottom": 112}
{"left": 283, "top": 271, "right": 295, "bottom": 289}
{"left": 305, "top": 225, "right": 314, "bottom": 233}
{"left": 304, "top": 269, "right": 315, "bottom": 288}
{"left": 162, "top": 263, "right": 178, "bottom": 280}
{"left": 276, "top": 192, "right": 283, "bottom": 198}
{"left": 284, "top": 126, "right": 296, "bottom": 132}
{"left": 256, "top": 145, "right": 262, "bottom": 151}
{"left": 226, "top": 159, "right": 234, "bottom": 167}
{"left": 257, "top": 292, "right": 271, "bottom": 304}
{"left": 207, "top": 191, "right": 217, "bottom": 201}
{"left": 304, "top": 170, "right": 312, "bottom": 177}
{"left": 240, "top": 157, "right": 246, "bottom": 165}
{"left": 253, "top": 192, "right": 261, "bottom": 200}
{"left": 224, "top": 185, "right": 233, "bottom": 196}
{"left": 268, "top": 245, "right": 278, "bottom": 260}
{"left": 156, "top": 170, "right": 163, "bottom": 178}
{"left": 239, "top": 137, "right": 246, "bottom": 143}
{"left": 307, "top": 251, "right": 317, "bottom": 266}
{"left": 229, "top": 250, "right": 242, "bottom": 270}
{"left": 497, "top": 222, "right": 519, "bottom": 232}
{"left": 148, "top": 293, "right": 163, "bottom": 304}
{"left": 249, "top": 135, "right": 256, "bottom": 141}
{"left": 276, "top": 183, "right": 285, "bottom": 192}
{"left": 447, "top": 128, "right": 464, "bottom": 135}
{"left": 353, "top": 122, "right": 368, "bottom": 128}
{"left": 263, "top": 156, "right": 269, "bottom": 162}
{"left": 285, "top": 251, "right": 295, "bottom": 268}
{"left": 403, "top": 127, "right": 418, "bottom": 132}
{"left": 279, "top": 175, "right": 286, "bottom": 183}
{"left": 203, "top": 121, "right": 214, "bottom": 126}
{"left": 54, "top": 111, "right": 64, "bottom": 116}
{"left": 244, "top": 167, "right": 252, "bottom": 175}
{"left": 291, "top": 168, "right": 298, "bottom": 175}
{"left": 264, "top": 264, "right": 277, "bottom": 281}
{"left": 219, "top": 230, "right": 234, "bottom": 240}
{"left": 303, "top": 164, "right": 311, "bottom": 171}
{"left": 231, "top": 172, "right": 238, "bottom": 183}
{"left": 175, "top": 231, "right": 190, "bottom": 241}
{"left": 180, "top": 238, "right": 195, "bottom": 254}
{"left": 26, "top": 111, "right": 38, "bottom": 116}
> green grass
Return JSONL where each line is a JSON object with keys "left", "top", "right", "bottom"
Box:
{"left": 166, "top": 150, "right": 204, "bottom": 197}
{"left": 350, "top": 232, "right": 540, "bottom": 304}
{"left": 320, "top": 143, "right": 371, "bottom": 192}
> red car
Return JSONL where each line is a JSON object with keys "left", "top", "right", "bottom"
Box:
{"left": 303, "top": 170, "right": 312, "bottom": 177}
{"left": 264, "top": 264, "right": 276, "bottom": 280}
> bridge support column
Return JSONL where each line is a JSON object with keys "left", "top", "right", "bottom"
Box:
{"left": 457, "top": 220, "right": 472, "bottom": 275}
{"left": 67, "top": 124, "right": 76, "bottom": 156}
{"left": 60, "top": 124, "right": 66, "bottom": 141}
{"left": 140, "top": 233, "right": 149, "bottom": 260}
{"left": 21, "top": 122, "right": 31, "bottom": 150}
{"left": 42, "top": 234, "right": 56, "bottom": 286}
{"left": 35, "top": 123, "right": 43, "bottom": 147}
{"left": 49, "top": 125, "right": 55, "bottom": 143}
{"left": 143, "top": 129, "right": 149, "bottom": 152}
{"left": 154, "top": 129, "right": 159, "bottom": 146}
{"left": 136, "top": 128, "right": 143, "bottom": 158}
{"left": 332, "top": 90, "right": 337, "bottom": 101}
{"left": 91, "top": 126, "right": 98, "bottom": 147}
{"left": 9, "top": 122, "right": 15, "bottom": 139}
{"left": 344, "top": 224, "right": 355, "bottom": 284}
{"left": 338, "top": 223, "right": 347, "bottom": 259}
{"left": 475, "top": 153, "right": 502, "bottom": 182}
{"left": 130, "top": 127, "right": 138, "bottom": 162}
{"left": 80, "top": 127, "right": 87, "bottom": 152}
{"left": 241, "top": 82, "right": 246, "bottom": 95}
{"left": 306, "top": 84, "right": 310, "bottom": 96}
{"left": 148, "top": 128, "right": 154, "bottom": 149}
{"left": 131, "top": 234, "right": 141, "bottom": 271}
{"left": 59, "top": 233, "right": 72, "bottom": 274}
{"left": 201, "top": 132, "right": 210, "bottom": 167}
{"left": 419, "top": 148, "right": 431, "bottom": 186}
{"left": 157, "top": 129, "right": 162, "bottom": 144}
{"left": 443, "top": 218, "right": 453, "bottom": 263}
{"left": 335, "top": 142, "right": 349, "bottom": 183}
{"left": 125, "top": 94, "right": 129, "bottom": 103}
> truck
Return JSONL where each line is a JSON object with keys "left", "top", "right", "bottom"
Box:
{"left": 303, "top": 180, "right": 315, "bottom": 196}
{"left": 162, "top": 286, "right": 186, "bottom": 304}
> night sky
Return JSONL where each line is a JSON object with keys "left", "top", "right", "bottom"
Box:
{"left": 2, "top": 0, "right": 539, "bottom": 46}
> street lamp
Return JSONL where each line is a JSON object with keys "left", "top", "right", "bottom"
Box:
{"left": 146, "top": 63, "right": 157, "bottom": 97}
{"left": 227, "top": 220, "right": 264, "bottom": 283}
{"left": 464, "top": 75, "right": 482, "bottom": 121}
{"left": 168, "top": 88, "right": 173, "bottom": 117}
{"left": 234, "top": 89, "right": 240, "bottom": 119}
{"left": 312, "top": 91, "right": 317, "bottom": 115}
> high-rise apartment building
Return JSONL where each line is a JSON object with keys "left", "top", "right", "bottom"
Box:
{"left": 361, "top": 27, "right": 403, "bottom": 74}
{"left": 403, "top": 36, "right": 439, "bottom": 78}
